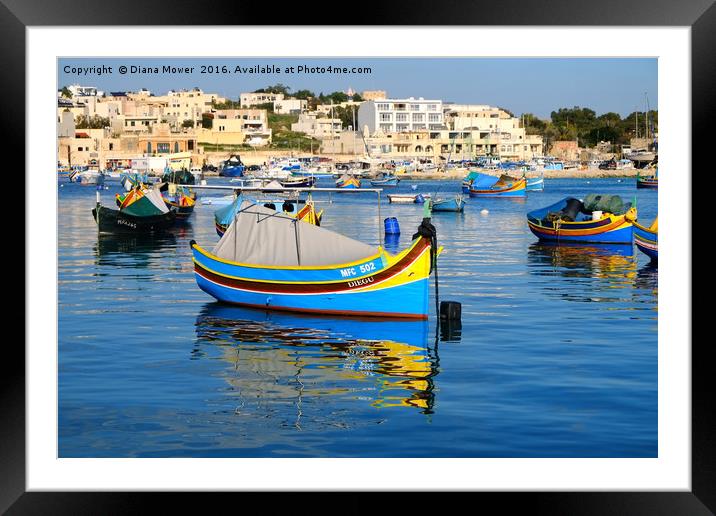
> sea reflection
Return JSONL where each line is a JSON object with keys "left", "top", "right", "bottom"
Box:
{"left": 93, "top": 233, "right": 178, "bottom": 267}
{"left": 194, "top": 304, "right": 439, "bottom": 421}
{"left": 527, "top": 242, "right": 638, "bottom": 303}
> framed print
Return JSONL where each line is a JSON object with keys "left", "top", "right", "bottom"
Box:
{"left": 7, "top": 0, "right": 710, "bottom": 512}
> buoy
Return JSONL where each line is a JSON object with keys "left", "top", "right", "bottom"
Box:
{"left": 440, "top": 301, "right": 462, "bottom": 322}
{"left": 384, "top": 217, "right": 400, "bottom": 235}
{"left": 200, "top": 179, "right": 207, "bottom": 186}
{"left": 480, "top": 209, "right": 489, "bottom": 215}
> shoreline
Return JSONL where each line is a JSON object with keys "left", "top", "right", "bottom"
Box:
{"left": 202, "top": 168, "right": 646, "bottom": 180}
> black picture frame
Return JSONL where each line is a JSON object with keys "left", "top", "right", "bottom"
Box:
{"left": 6, "top": 1, "right": 707, "bottom": 512}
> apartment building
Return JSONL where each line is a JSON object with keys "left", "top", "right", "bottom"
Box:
{"left": 198, "top": 109, "right": 272, "bottom": 146}
{"left": 240, "top": 92, "right": 284, "bottom": 107}
{"left": 291, "top": 113, "right": 342, "bottom": 139}
{"left": 358, "top": 98, "right": 445, "bottom": 135}
{"left": 273, "top": 98, "right": 307, "bottom": 114}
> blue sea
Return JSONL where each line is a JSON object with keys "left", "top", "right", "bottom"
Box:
{"left": 58, "top": 176, "right": 658, "bottom": 458}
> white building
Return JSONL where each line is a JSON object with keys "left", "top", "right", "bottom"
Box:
{"left": 273, "top": 98, "right": 307, "bottom": 114}
{"left": 291, "top": 113, "right": 342, "bottom": 139}
{"left": 240, "top": 92, "right": 284, "bottom": 107}
{"left": 67, "top": 84, "right": 102, "bottom": 97}
{"left": 358, "top": 98, "right": 445, "bottom": 135}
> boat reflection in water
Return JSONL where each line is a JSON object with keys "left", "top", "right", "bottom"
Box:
{"left": 93, "top": 232, "right": 178, "bottom": 267}
{"left": 527, "top": 242, "right": 639, "bottom": 303}
{"left": 194, "top": 304, "right": 439, "bottom": 422}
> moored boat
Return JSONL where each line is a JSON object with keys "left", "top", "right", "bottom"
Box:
{"left": 527, "top": 195, "right": 637, "bottom": 244}
{"left": 161, "top": 184, "right": 197, "bottom": 221}
{"left": 633, "top": 217, "right": 658, "bottom": 261}
{"left": 191, "top": 201, "right": 439, "bottom": 319}
{"left": 387, "top": 193, "right": 432, "bottom": 204}
{"left": 636, "top": 168, "right": 658, "bottom": 189}
{"left": 219, "top": 155, "right": 245, "bottom": 177}
{"left": 469, "top": 175, "right": 526, "bottom": 197}
{"left": 335, "top": 174, "right": 361, "bottom": 189}
{"left": 93, "top": 187, "right": 176, "bottom": 234}
{"left": 431, "top": 195, "right": 465, "bottom": 212}
{"left": 280, "top": 176, "right": 317, "bottom": 188}
{"left": 526, "top": 174, "right": 545, "bottom": 191}
{"left": 370, "top": 176, "right": 400, "bottom": 187}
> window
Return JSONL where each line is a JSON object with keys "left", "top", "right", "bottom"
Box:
{"left": 396, "top": 124, "right": 409, "bottom": 132}
{"left": 396, "top": 113, "right": 408, "bottom": 122}
{"left": 376, "top": 103, "right": 390, "bottom": 111}
{"left": 412, "top": 113, "right": 424, "bottom": 122}
{"left": 427, "top": 104, "right": 437, "bottom": 111}
{"left": 157, "top": 143, "right": 170, "bottom": 153}
{"left": 380, "top": 113, "right": 392, "bottom": 122}
{"left": 410, "top": 104, "right": 420, "bottom": 111}
{"left": 379, "top": 124, "right": 392, "bottom": 132}
{"left": 428, "top": 114, "right": 441, "bottom": 122}
{"left": 174, "top": 142, "right": 179, "bottom": 153}
{"left": 146, "top": 142, "right": 152, "bottom": 153}
{"left": 109, "top": 143, "right": 114, "bottom": 151}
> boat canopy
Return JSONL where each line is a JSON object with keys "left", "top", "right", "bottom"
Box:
{"left": 213, "top": 201, "right": 378, "bottom": 267}
{"left": 214, "top": 195, "right": 243, "bottom": 226}
{"left": 471, "top": 173, "right": 500, "bottom": 189}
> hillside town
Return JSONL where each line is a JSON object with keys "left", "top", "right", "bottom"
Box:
{"left": 57, "top": 84, "right": 658, "bottom": 174}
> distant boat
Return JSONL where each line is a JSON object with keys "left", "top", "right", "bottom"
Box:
{"left": 431, "top": 195, "right": 464, "bottom": 212}
{"left": 469, "top": 175, "right": 526, "bottom": 197}
{"left": 120, "top": 171, "right": 150, "bottom": 191}
{"left": 93, "top": 186, "right": 176, "bottom": 234}
{"left": 161, "top": 184, "right": 197, "bottom": 221}
{"left": 74, "top": 170, "right": 105, "bottom": 186}
{"left": 191, "top": 200, "right": 438, "bottom": 319}
{"left": 370, "top": 176, "right": 400, "bottom": 187}
{"left": 527, "top": 195, "right": 637, "bottom": 244}
{"left": 525, "top": 174, "right": 544, "bottom": 191}
{"left": 280, "top": 176, "right": 317, "bottom": 188}
{"left": 335, "top": 174, "right": 361, "bottom": 189}
{"left": 633, "top": 217, "right": 658, "bottom": 261}
{"left": 387, "top": 193, "right": 432, "bottom": 204}
{"left": 636, "top": 168, "right": 658, "bottom": 189}
{"left": 219, "top": 155, "right": 246, "bottom": 177}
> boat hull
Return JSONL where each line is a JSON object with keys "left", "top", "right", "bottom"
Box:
{"left": 469, "top": 178, "right": 527, "bottom": 197}
{"left": 432, "top": 198, "right": 464, "bottom": 212}
{"left": 220, "top": 166, "right": 245, "bottom": 177}
{"left": 527, "top": 216, "right": 634, "bottom": 244}
{"left": 633, "top": 222, "right": 658, "bottom": 261}
{"left": 526, "top": 176, "right": 544, "bottom": 191}
{"left": 636, "top": 178, "right": 658, "bottom": 189}
{"left": 191, "top": 237, "right": 433, "bottom": 319}
{"left": 92, "top": 204, "right": 176, "bottom": 234}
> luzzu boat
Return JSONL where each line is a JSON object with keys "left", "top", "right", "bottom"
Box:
{"left": 633, "top": 217, "right": 658, "bottom": 261}
{"left": 636, "top": 168, "right": 658, "bottom": 189}
{"left": 192, "top": 201, "right": 439, "bottom": 319}
{"left": 213, "top": 195, "right": 323, "bottom": 237}
{"left": 335, "top": 174, "right": 361, "bottom": 189}
{"left": 461, "top": 171, "right": 498, "bottom": 193}
{"left": 93, "top": 186, "right": 176, "bottom": 234}
{"left": 468, "top": 174, "right": 526, "bottom": 197}
{"left": 527, "top": 195, "right": 637, "bottom": 244}
{"left": 161, "top": 185, "right": 197, "bottom": 220}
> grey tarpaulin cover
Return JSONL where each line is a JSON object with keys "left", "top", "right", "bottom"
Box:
{"left": 212, "top": 201, "right": 378, "bottom": 266}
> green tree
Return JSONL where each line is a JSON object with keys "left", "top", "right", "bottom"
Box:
{"left": 75, "top": 115, "right": 110, "bottom": 129}
{"left": 293, "top": 89, "right": 315, "bottom": 100}
{"left": 60, "top": 86, "right": 72, "bottom": 99}
{"left": 182, "top": 119, "right": 195, "bottom": 128}
{"left": 254, "top": 83, "right": 290, "bottom": 95}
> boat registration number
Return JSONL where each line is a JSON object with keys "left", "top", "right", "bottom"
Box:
{"left": 340, "top": 262, "right": 376, "bottom": 278}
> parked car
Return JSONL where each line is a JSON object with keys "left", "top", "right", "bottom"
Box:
{"left": 599, "top": 159, "right": 617, "bottom": 170}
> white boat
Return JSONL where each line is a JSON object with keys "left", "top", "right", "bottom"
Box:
{"left": 387, "top": 193, "right": 432, "bottom": 204}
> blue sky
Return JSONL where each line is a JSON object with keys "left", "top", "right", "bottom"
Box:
{"left": 58, "top": 57, "right": 657, "bottom": 119}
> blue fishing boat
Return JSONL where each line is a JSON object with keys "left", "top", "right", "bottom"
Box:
{"left": 120, "top": 171, "right": 150, "bottom": 191}
{"left": 526, "top": 174, "right": 545, "bottom": 191}
{"left": 213, "top": 195, "right": 322, "bottom": 237}
{"left": 192, "top": 201, "right": 439, "bottom": 319}
{"left": 527, "top": 195, "right": 637, "bottom": 244}
{"left": 461, "top": 171, "right": 499, "bottom": 193}
{"left": 219, "top": 155, "right": 245, "bottom": 177}
{"left": 370, "top": 176, "right": 400, "bottom": 187}
{"left": 633, "top": 217, "right": 658, "bottom": 261}
{"left": 468, "top": 175, "right": 526, "bottom": 197}
{"left": 431, "top": 195, "right": 465, "bottom": 212}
